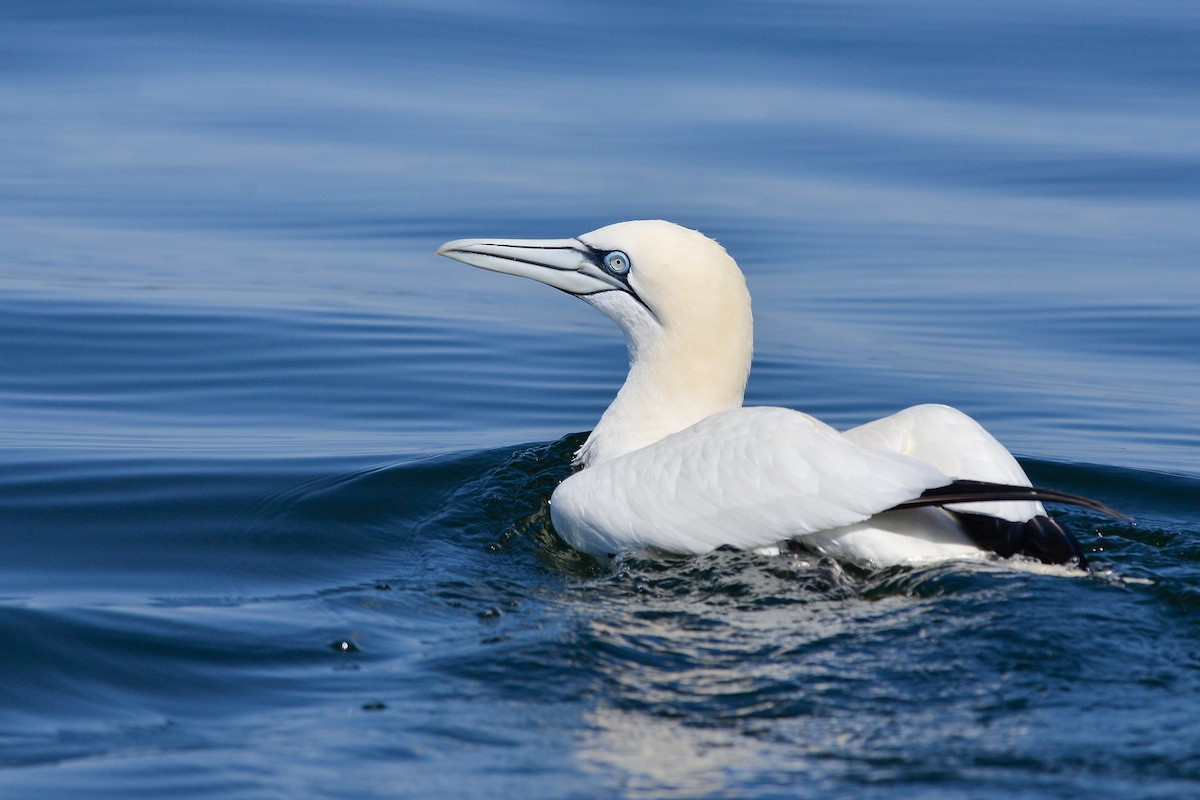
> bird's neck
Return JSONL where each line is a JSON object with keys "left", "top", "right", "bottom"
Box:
{"left": 574, "top": 304, "right": 752, "bottom": 467}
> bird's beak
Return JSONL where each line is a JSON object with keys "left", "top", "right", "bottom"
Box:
{"left": 435, "top": 236, "right": 625, "bottom": 297}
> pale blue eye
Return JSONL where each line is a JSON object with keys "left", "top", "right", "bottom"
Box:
{"left": 604, "top": 250, "right": 631, "bottom": 275}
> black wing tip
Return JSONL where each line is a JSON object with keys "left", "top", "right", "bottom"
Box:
{"left": 889, "top": 479, "right": 1130, "bottom": 570}
{"left": 952, "top": 511, "right": 1092, "bottom": 570}
{"left": 896, "top": 480, "right": 1130, "bottom": 523}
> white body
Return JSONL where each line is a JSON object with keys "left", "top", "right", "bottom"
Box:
{"left": 438, "top": 220, "right": 1045, "bottom": 568}
{"left": 553, "top": 404, "right": 1040, "bottom": 564}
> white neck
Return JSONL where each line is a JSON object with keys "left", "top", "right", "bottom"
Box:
{"left": 573, "top": 287, "right": 753, "bottom": 466}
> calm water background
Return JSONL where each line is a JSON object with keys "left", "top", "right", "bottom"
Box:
{"left": 2, "top": 1, "right": 1199, "bottom": 797}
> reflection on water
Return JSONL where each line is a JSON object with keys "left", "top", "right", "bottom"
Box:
{"left": 573, "top": 554, "right": 932, "bottom": 795}
{"left": 570, "top": 549, "right": 1200, "bottom": 796}
{"left": 582, "top": 703, "right": 769, "bottom": 799}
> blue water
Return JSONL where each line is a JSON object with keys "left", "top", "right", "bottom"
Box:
{"left": 3, "top": 1, "right": 1199, "bottom": 797}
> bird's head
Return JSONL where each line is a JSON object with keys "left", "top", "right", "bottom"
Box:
{"left": 437, "top": 219, "right": 752, "bottom": 358}
{"left": 437, "top": 220, "right": 754, "bottom": 463}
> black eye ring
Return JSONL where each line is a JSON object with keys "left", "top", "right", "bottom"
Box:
{"left": 603, "top": 250, "right": 631, "bottom": 275}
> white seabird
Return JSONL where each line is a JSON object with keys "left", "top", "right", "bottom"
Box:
{"left": 437, "top": 220, "right": 1119, "bottom": 569}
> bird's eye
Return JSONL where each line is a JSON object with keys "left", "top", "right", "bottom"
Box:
{"left": 604, "top": 250, "right": 631, "bottom": 275}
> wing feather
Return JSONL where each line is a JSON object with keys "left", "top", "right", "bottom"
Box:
{"left": 550, "top": 407, "right": 951, "bottom": 557}
{"left": 842, "top": 404, "right": 1041, "bottom": 521}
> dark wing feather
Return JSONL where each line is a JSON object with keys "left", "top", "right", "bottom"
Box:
{"left": 950, "top": 511, "right": 1091, "bottom": 569}
{"left": 885, "top": 479, "right": 1130, "bottom": 570}
{"left": 892, "top": 479, "right": 1129, "bottom": 521}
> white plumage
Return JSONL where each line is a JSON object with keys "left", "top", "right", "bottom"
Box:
{"left": 554, "top": 407, "right": 976, "bottom": 557}
{"left": 438, "top": 220, "right": 1094, "bottom": 568}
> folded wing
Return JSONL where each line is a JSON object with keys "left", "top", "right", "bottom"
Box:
{"left": 550, "top": 407, "right": 953, "bottom": 557}
{"left": 842, "top": 403, "right": 1043, "bottom": 521}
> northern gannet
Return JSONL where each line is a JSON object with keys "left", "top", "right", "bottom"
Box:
{"left": 437, "top": 220, "right": 1120, "bottom": 570}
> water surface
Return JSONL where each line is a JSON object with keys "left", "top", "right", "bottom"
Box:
{"left": 2, "top": 2, "right": 1199, "bottom": 797}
